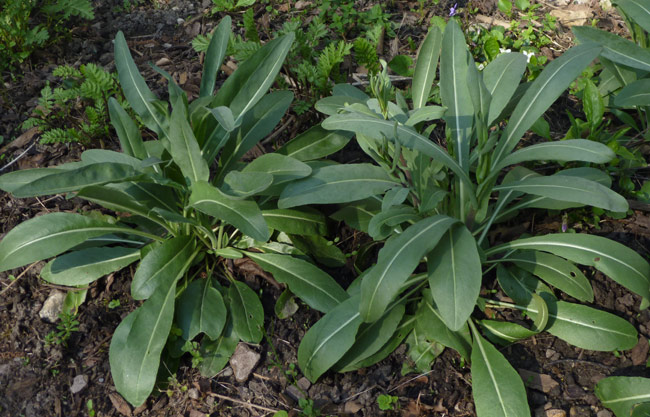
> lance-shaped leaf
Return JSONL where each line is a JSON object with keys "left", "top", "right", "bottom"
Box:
{"left": 427, "top": 224, "right": 482, "bottom": 331}
{"left": 80, "top": 149, "right": 143, "bottom": 168}
{"left": 262, "top": 208, "right": 327, "bottom": 236}
{"left": 276, "top": 124, "right": 352, "bottom": 161}
{"left": 168, "top": 102, "right": 209, "bottom": 184}
{"left": 11, "top": 163, "right": 143, "bottom": 198}
{"left": 503, "top": 251, "right": 593, "bottom": 302}
{"left": 495, "top": 139, "right": 616, "bottom": 171}
{"left": 440, "top": 20, "right": 473, "bottom": 171}
{"left": 615, "top": 79, "right": 650, "bottom": 107}
{"left": 189, "top": 181, "right": 269, "bottom": 242}
{"left": 487, "top": 234, "right": 650, "bottom": 300}
{"left": 0, "top": 212, "right": 150, "bottom": 272}
{"left": 298, "top": 295, "right": 363, "bottom": 382}
{"left": 470, "top": 325, "right": 531, "bottom": 417}
{"left": 0, "top": 167, "right": 65, "bottom": 193}
{"left": 244, "top": 252, "right": 348, "bottom": 313}
{"left": 360, "top": 215, "right": 457, "bottom": 323}
{"left": 334, "top": 302, "right": 405, "bottom": 372}
{"left": 315, "top": 95, "right": 365, "bottom": 116}
{"left": 228, "top": 281, "right": 264, "bottom": 343}
{"left": 496, "top": 264, "right": 555, "bottom": 306}
{"left": 242, "top": 153, "right": 312, "bottom": 185}
{"left": 223, "top": 171, "right": 273, "bottom": 197}
{"left": 491, "top": 43, "right": 601, "bottom": 169}
{"left": 596, "top": 376, "right": 650, "bottom": 417}
{"left": 109, "top": 279, "right": 176, "bottom": 407}
{"left": 481, "top": 320, "right": 538, "bottom": 344}
{"left": 199, "top": 320, "right": 239, "bottom": 378}
{"left": 412, "top": 26, "right": 442, "bottom": 110}
{"left": 176, "top": 278, "right": 226, "bottom": 340}
{"left": 618, "top": 0, "right": 650, "bottom": 32}
{"left": 493, "top": 175, "right": 628, "bottom": 213}
{"left": 278, "top": 164, "right": 399, "bottom": 208}
{"left": 405, "top": 105, "right": 446, "bottom": 126}
{"left": 109, "top": 97, "right": 147, "bottom": 159}
{"left": 41, "top": 247, "right": 140, "bottom": 286}
{"left": 131, "top": 235, "right": 195, "bottom": 300}
{"left": 483, "top": 52, "right": 528, "bottom": 124}
{"left": 114, "top": 31, "right": 168, "bottom": 137}
{"left": 322, "top": 113, "right": 474, "bottom": 193}
{"left": 212, "top": 33, "right": 294, "bottom": 121}
{"left": 522, "top": 296, "right": 638, "bottom": 351}
{"left": 573, "top": 26, "right": 650, "bottom": 72}
{"left": 199, "top": 16, "right": 231, "bottom": 97}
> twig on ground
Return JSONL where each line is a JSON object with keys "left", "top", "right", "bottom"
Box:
{"left": 0, "top": 261, "right": 38, "bottom": 296}
{"left": 0, "top": 142, "right": 35, "bottom": 173}
{"left": 208, "top": 392, "right": 279, "bottom": 414}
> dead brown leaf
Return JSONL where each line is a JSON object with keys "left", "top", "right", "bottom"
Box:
{"left": 0, "top": 127, "right": 39, "bottom": 154}
{"left": 550, "top": 5, "right": 593, "bottom": 27}
{"left": 109, "top": 392, "right": 133, "bottom": 417}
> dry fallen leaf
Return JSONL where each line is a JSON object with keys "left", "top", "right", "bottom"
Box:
{"left": 108, "top": 392, "right": 132, "bottom": 417}
{"left": 550, "top": 5, "right": 593, "bottom": 27}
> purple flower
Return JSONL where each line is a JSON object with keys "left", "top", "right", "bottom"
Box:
{"left": 449, "top": 3, "right": 458, "bottom": 16}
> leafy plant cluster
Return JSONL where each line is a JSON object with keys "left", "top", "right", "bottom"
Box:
{"left": 0, "top": 0, "right": 94, "bottom": 73}
{"left": 22, "top": 63, "right": 128, "bottom": 144}
{"left": 1, "top": 11, "right": 650, "bottom": 417}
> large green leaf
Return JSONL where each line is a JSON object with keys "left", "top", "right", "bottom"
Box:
{"left": 244, "top": 252, "right": 348, "bottom": 313}
{"left": 334, "top": 303, "right": 405, "bottom": 372}
{"left": 0, "top": 167, "right": 65, "bottom": 193}
{"left": 360, "top": 215, "right": 457, "bottom": 322}
{"left": 176, "top": 278, "right": 226, "bottom": 340}
{"left": 109, "top": 279, "right": 176, "bottom": 407}
{"left": 131, "top": 235, "right": 195, "bottom": 300}
{"left": 618, "top": 0, "right": 650, "bottom": 33}
{"left": 412, "top": 26, "right": 442, "bottom": 110}
{"left": 470, "top": 324, "right": 531, "bottom": 417}
{"left": 298, "top": 295, "right": 363, "bottom": 382}
{"left": 262, "top": 208, "right": 327, "bottom": 236}
{"left": 278, "top": 164, "right": 398, "bottom": 208}
{"left": 493, "top": 175, "right": 628, "bottom": 212}
{"left": 427, "top": 224, "right": 481, "bottom": 331}
{"left": 440, "top": 20, "right": 473, "bottom": 171}
{"left": 496, "top": 264, "right": 555, "bottom": 306}
{"left": 41, "top": 247, "right": 140, "bottom": 286}
{"left": 573, "top": 26, "right": 650, "bottom": 72}
{"left": 168, "top": 102, "right": 210, "bottom": 184}
{"left": 495, "top": 139, "right": 615, "bottom": 171}
{"left": 483, "top": 52, "right": 528, "bottom": 124}
{"left": 108, "top": 97, "right": 147, "bottom": 159}
{"left": 199, "top": 16, "right": 231, "bottom": 97}
{"left": 276, "top": 125, "right": 352, "bottom": 161}
{"left": 523, "top": 297, "right": 638, "bottom": 351}
{"left": 614, "top": 78, "right": 650, "bottom": 107}
{"left": 596, "top": 376, "right": 650, "bottom": 417}
{"left": 223, "top": 171, "right": 273, "bottom": 197}
{"left": 199, "top": 320, "right": 239, "bottom": 377}
{"left": 189, "top": 181, "right": 269, "bottom": 242}
{"left": 114, "top": 31, "right": 168, "bottom": 137}
{"left": 0, "top": 212, "right": 151, "bottom": 272}
{"left": 491, "top": 43, "right": 601, "bottom": 169}
{"left": 212, "top": 33, "right": 294, "bottom": 121}
{"left": 11, "top": 163, "right": 143, "bottom": 198}
{"left": 322, "top": 113, "right": 474, "bottom": 192}
{"left": 242, "top": 153, "right": 311, "bottom": 185}
{"left": 228, "top": 281, "right": 264, "bottom": 343}
{"left": 330, "top": 198, "right": 381, "bottom": 233}
{"left": 503, "top": 251, "right": 593, "bottom": 302}
{"left": 487, "top": 234, "right": 650, "bottom": 300}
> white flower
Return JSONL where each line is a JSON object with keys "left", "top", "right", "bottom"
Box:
{"left": 499, "top": 47, "right": 511, "bottom": 54}
{"left": 478, "top": 63, "right": 485, "bottom": 71}
{"left": 522, "top": 50, "right": 535, "bottom": 63}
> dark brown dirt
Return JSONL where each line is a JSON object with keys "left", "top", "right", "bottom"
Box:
{"left": 1, "top": 1, "right": 647, "bottom": 417}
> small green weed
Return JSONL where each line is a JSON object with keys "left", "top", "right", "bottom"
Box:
{"left": 377, "top": 394, "right": 399, "bottom": 411}
{"left": 44, "top": 311, "right": 80, "bottom": 347}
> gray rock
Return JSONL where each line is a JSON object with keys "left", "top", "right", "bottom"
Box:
{"left": 70, "top": 374, "right": 88, "bottom": 394}
{"left": 285, "top": 384, "right": 305, "bottom": 402}
{"left": 39, "top": 291, "right": 66, "bottom": 323}
{"left": 229, "top": 343, "right": 260, "bottom": 382}
{"left": 188, "top": 388, "right": 199, "bottom": 400}
{"left": 597, "top": 410, "right": 613, "bottom": 417}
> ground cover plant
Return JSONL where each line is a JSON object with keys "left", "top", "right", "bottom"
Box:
{"left": 275, "top": 21, "right": 650, "bottom": 416}
{"left": 0, "top": 17, "right": 354, "bottom": 407}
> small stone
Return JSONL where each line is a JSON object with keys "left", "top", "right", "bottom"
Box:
{"left": 570, "top": 406, "right": 591, "bottom": 417}
{"left": 229, "top": 344, "right": 260, "bottom": 382}
{"left": 176, "top": 18, "right": 185, "bottom": 25}
{"left": 98, "top": 377, "right": 104, "bottom": 383}
{"left": 344, "top": 401, "right": 363, "bottom": 413}
{"left": 70, "top": 374, "right": 88, "bottom": 394}
{"left": 630, "top": 336, "right": 649, "bottom": 366}
{"left": 155, "top": 57, "right": 171, "bottom": 66}
{"left": 546, "top": 349, "right": 556, "bottom": 359}
{"left": 519, "top": 369, "right": 560, "bottom": 394}
{"left": 189, "top": 410, "right": 205, "bottom": 417}
{"left": 297, "top": 377, "right": 311, "bottom": 391}
{"left": 163, "top": 43, "right": 172, "bottom": 49}
{"left": 285, "top": 384, "right": 305, "bottom": 402}
{"left": 188, "top": 388, "right": 199, "bottom": 400}
{"left": 597, "top": 410, "right": 613, "bottom": 417}
{"left": 220, "top": 367, "right": 233, "bottom": 377}
{"left": 39, "top": 291, "right": 66, "bottom": 323}
{"left": 546, "top": 410, "right": 566, "bottom": 417}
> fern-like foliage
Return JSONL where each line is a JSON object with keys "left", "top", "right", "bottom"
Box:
{"left": 315, "top": 41, "right": 352, "bottom": 93}
{"left": 354, "top": 37, "right": 380, "bottom": 75}
{"left": 192, "top": 34, "right": 211, "bottom": 53}
{"left": 40, "top": 127, "right": 80, "bottom": 144}
{"left": 228, "top": 33, "right": 260, "bottom": 62}
{"left": 242, "top": 8, "right": 260, "bottom": 44}
{"left": 42, "top": 0, "right": 94, "bottom": 20}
